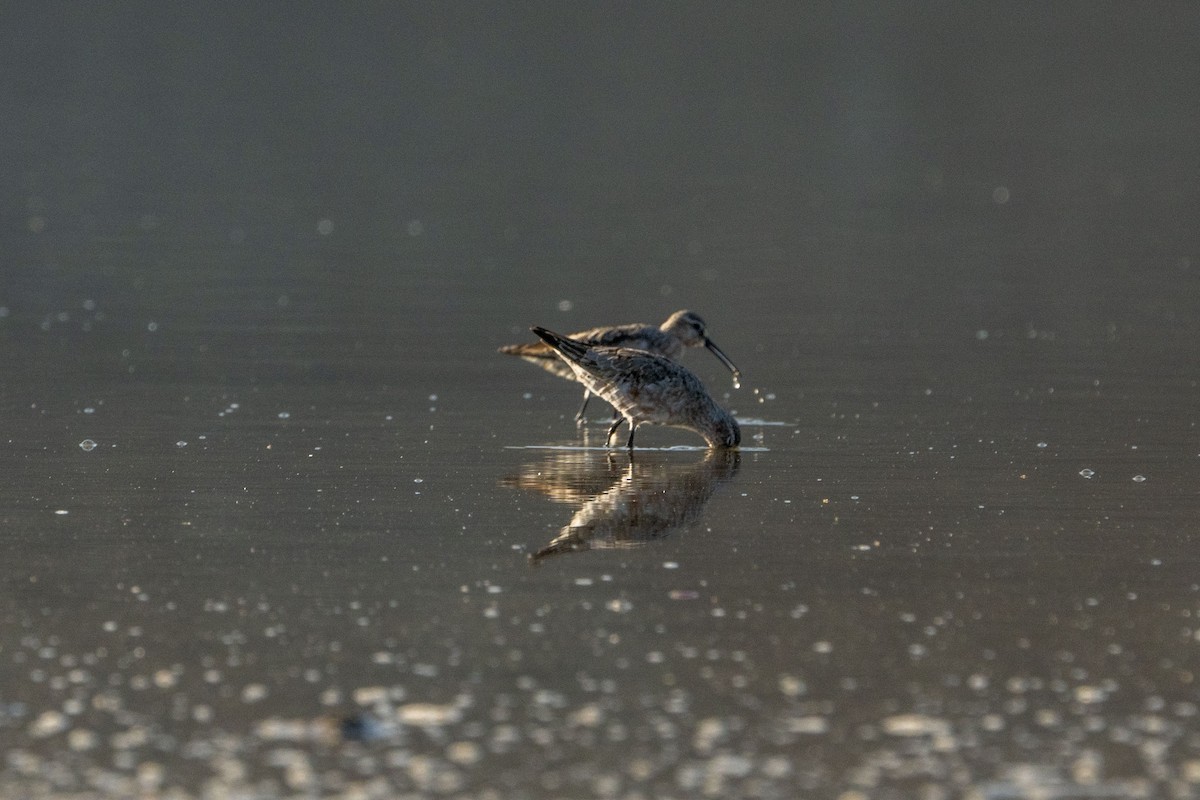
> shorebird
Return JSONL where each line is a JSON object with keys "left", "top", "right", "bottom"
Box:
{"left": 530, "top": 327, "right": 741, "bottom": 449}
{"left": 499, "top": 310, "right": 740, "bottom": 422}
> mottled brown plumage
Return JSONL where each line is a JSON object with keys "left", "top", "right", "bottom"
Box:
{"left": 530, "top": 327, "right": 740, "bottom": 450}
{"left": 499, "top": 310, "right": 740, "bottom": 421}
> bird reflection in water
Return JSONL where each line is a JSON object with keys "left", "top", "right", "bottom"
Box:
{"left": 503, "top": 450, "right": 740, "bottom": 562}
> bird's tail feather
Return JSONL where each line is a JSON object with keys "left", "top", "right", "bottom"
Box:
{"left": 497, "top": 342, "right": 555, "bottom": 359}
{"left": 531, "top": 327, "right": 590, "bottom": 364}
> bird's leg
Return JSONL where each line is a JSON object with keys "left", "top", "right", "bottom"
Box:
{"left": 626, "top": 422, "right": 637, "bottom": 450}
{"left": 605, "top": 417, "right": 624, "bottom": 448}
{"left": 574, "top": 390, "right": 592, "bottom": 425}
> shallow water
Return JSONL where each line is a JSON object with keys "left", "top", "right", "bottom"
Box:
{"left": 5, "top": 5, "right": 1200, "bottom": 799}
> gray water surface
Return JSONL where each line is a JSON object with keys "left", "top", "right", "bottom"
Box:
{"left": 4, "top": 4, "right": 1200, "bottom": 799}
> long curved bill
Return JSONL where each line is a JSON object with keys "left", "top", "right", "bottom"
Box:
{"left": 704, "top": 338, "right": 742, "bottom": 389}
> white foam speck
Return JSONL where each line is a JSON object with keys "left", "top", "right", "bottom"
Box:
{"left": 29, "top": 710, "right": 69, "bottom": 738}
{"left": 398, "top": 702, "right": 462, "bottom": 726}
{"left": 241, "top": 684, "right": 269, "bottom": 703}
{"left": 882, "top": 713, "right": 951, "bottom": 737}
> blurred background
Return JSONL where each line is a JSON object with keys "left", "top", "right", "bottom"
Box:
{"left": 6, "top": 3, "right": 1198, "bottom": 377}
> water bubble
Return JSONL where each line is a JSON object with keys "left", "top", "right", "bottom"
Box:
{"left": 557, "top": 299, "right": 574, "bottom": 312}
{"left": 277, "top": 411, "right": 291, "bottom": 419}
{"left": 241, "top": 684, "right": 268, "bottom": 703}
{"left": 1079, "top": 468, "right": 1095, "bottom": 479}
{"left": 1132, "top": 474, "right": 1147, "bottom": 483}
{"left": 606, "top": 598, "right": 633, "bottom": 613}
{"left": 79, "top": 439, "right": 97, "bottom": 452}
{"left": 446, "top": 740, "right": 482, "bottom": 766}
{"left": 176, "top": 441, "right": 188, "bottom": 448}
{"left": 29, "top": 710, "right": 69, "bottom": 738}
{"left": 153, "top": 669, "right": 178, "bottom": 689}
{"left": 316, "top": 218, "right": 334, "bottom": 235}
{"left": 992, "top": 186, "right": 1011, "bottom": 204}
{"left": 1036, "top": 441, "right": 1048, "bottom": 448}
{"left": 779, "top": 675, "right": 806, "bottom": 697}
{"left": 54, "top": 510, "right": 69, "bottom": 516}
{"left": 67, "top": 729, "right": 98, "bottom": 751}
{"left": 397, "top": 702, "right": 461, "bottom": 727}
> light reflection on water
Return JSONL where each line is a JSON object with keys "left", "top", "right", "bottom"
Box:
{"left": 3, "top": 334, "right": 1198, "bottom": 799}
{"left": 503, "top": 449, "right": 740, "bottom": 562}
{"left": 5, "top": 4, "right": 1200, "bottom": 798}
{"left": 3, "top": 273, "right": 1199, "bottom": 798}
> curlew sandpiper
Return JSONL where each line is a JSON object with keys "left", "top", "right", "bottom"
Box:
{"left": 530, "top": 327, "right": 740, "bottom": 449}
{"left": 499, "top": 310, "right": 740, "bottom": 422}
